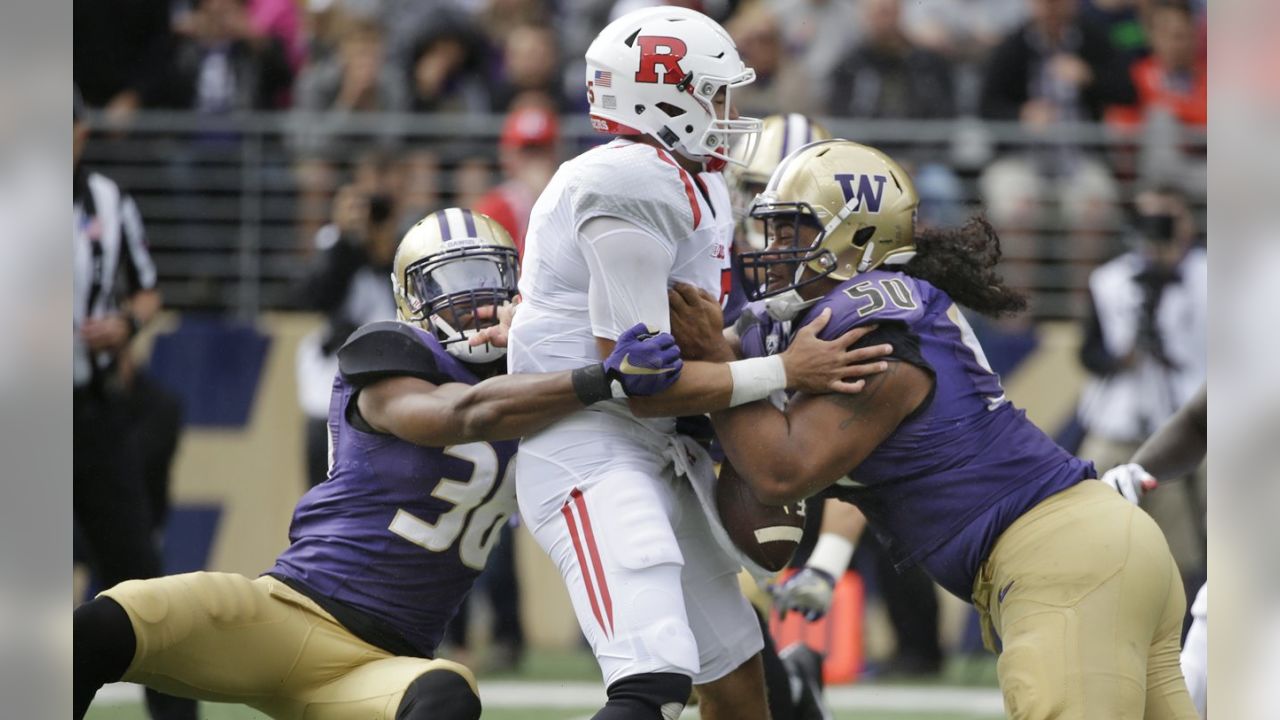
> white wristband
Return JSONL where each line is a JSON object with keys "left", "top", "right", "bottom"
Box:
{"left": 807, "top": 532, "right": 856, "bottom": 579}
{"left": 727, "top": 355, "right": 788, "bottom": 407}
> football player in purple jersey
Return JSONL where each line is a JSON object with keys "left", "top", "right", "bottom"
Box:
{"left": 668, "top": 140, "right": 1200, "bottom": 719}
{"left": 72, "top": 209, "right": 691, "bottom": 720}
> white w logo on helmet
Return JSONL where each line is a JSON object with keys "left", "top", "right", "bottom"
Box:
{"left": 834, "top": 173, "right": 889, "bottom": 213}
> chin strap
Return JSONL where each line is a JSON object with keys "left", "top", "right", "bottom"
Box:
{"left": 764, "top": 290, "right": 820, "bottom": 322}
{"left": 856, "top": 241, "right": 877, "bottom": 273}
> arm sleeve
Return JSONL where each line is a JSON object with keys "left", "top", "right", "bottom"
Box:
{"left": 119, "top": 192, "right": 157, "bottom": 293}
{"left": 579, "top": 215, "right": 677, "bottom": 340}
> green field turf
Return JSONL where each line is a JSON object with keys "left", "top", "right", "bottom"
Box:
{"left": 85, "top": 650, "right": 1004, "bottom": 720}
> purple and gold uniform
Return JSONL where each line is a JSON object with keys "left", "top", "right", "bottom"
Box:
{"left": 269, "top": 322, "right": 518, "bottom": 657}
{"left": 94, "top": 322, "right": 510, "bottom": 718}
{"left": 738, "top": 269, "right": 1093, "bottom": 599}
{"left": 741, "top": 270, "right": 1197, "bottom": 718}
{"left": 734, "top": 138, "right": 1196, "bottom": 719}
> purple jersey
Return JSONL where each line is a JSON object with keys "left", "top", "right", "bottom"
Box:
{"left": 741, "top": 270, "right": 1094, "bottom": 599}
{"left": 269, "top": 326, "right": 518, "bottom": 657}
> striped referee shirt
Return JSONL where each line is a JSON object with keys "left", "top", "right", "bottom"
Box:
{"left": 73, "top": 167, "right": 157, "bottom": 389}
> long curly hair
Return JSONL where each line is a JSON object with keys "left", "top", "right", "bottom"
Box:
{"left": 902, "top": 216, "right": 1027, "bottom": 317}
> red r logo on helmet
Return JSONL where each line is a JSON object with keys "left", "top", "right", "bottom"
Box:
{"left": 635, "top": 36, "right": 688, "bottom": 84}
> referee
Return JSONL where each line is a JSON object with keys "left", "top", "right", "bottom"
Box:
{"left": 73, "top": 86, "right": 161, "bottom": 586}
{"left": 73, "top": 89, "right": 195, "bottom": 720}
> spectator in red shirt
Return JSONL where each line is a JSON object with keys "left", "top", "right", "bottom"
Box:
{"left": 1109, "top": 0, "right": 1206, "bottom": 127}
{"left": 473, "top": 103, "right": 560, "bottom": 257}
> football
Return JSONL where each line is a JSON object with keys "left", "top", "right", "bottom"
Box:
{"left": 715, "top": 461, "right": 806, "bottom": 571}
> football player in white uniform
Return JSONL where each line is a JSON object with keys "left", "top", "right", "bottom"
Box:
{"left": 507, "top": 8, "right": 891, "bottom": 719}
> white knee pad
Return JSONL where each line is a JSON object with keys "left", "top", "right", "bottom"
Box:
{"left": 636, "top": 611, "right": 700, "bottom": 676}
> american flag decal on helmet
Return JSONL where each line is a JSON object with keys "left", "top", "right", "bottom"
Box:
{"left": 594, "top": 70, "right": 612, "bottom": 87}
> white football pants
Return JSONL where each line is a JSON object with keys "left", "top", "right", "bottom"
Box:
{"left": 516, "top": 411, "right": 763, "bottom": 688}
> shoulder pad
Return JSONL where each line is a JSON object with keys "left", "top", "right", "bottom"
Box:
{"left": 337, "top": 321, "right": 454, "bottom": 388}
{"left": 567, "top": 146, "right": 695, "bottom": 239}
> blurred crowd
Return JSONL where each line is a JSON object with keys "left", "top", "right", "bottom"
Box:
{"left": 74, "top": 0, "right": 1207, "bottom": 246}
{"left": 74, "top": 0, "right": 1206, "bottom": 125}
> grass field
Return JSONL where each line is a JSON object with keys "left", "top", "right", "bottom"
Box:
{"left": 85, "top": 650, "right": 1005, "bottom": 720}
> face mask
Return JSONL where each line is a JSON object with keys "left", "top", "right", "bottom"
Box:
{"left": 433, "top": 315, "right": 507, "bottom": 364}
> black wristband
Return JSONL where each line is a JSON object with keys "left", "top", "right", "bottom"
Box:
{"left": 125, "top": 313, "right": 141, "bottom": 338}
{"left": 571, "top": 363, "right": 613, "bottom": 406}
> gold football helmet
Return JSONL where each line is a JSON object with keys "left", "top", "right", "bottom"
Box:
{"left": 740, "top": 140, "right": 919, "bottom": 320}
{"left": 726, "top": 113, "right": 831, "bottom": 248}
{"left": 392, "top": 208, "right": 519, "bottom": 363}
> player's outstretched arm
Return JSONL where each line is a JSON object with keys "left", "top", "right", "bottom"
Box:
{"left": 1132, "top": 382, "right": 1207, "bottom": 481}
{"left": 710, "top": 360, "right": 933, "bottom": 505}
{"left": 614, "top": 285, "right": 893, "bottom": 418}
{"left": 601, "top": 312, "right": 890, "bottom": 418}
{"left": 1100, "top": 383, "right": 1207, "bottom": 503}
{"left": 357, "top": 324, "right": 683, "bottom": 446}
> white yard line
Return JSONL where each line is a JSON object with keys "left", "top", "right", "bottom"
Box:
{"left": 100, "top": 680, "right": 1004, "bottom": 713}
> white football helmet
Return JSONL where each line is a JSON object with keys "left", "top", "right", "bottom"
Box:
{"left": 584, "top": 6, "right": 762, "bottom": 168}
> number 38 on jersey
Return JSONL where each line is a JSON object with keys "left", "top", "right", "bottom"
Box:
{"left": 389, "top": 442, "right": 517, "bottom": 571}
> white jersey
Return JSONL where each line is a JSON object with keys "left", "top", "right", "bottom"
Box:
{"left": 509, "top": 138, "right": 734, "bottom": 437}
{"left": 510, "top": 139, "right": 762, "bottom": 689}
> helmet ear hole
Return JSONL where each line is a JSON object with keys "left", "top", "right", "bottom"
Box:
{"left": 852, "top": 225, "right": 876, "bottom": 248}
{"left": 656, "top": 101, "right": 686, "bottom": 118}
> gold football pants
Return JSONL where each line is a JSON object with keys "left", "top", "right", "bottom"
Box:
{"left": 971, "top": 480, "right": 1199, "bottom": 720}
{"left": 100, "top": 572, "right": 477, "bottom": 719}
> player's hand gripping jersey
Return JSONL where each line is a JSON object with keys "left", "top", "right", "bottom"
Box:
{"left": 739, "top": 270, "right": 1095, "bottom": 598}
{"left": 510, "top": 138, "right": 735, "bottom": 436}
{"left": 270, "top": 322, "right": 518, "bottom": 657}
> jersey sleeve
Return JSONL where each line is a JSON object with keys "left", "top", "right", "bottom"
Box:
{"left": 580, "top": 215, "right": 677, "bottom": 339}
